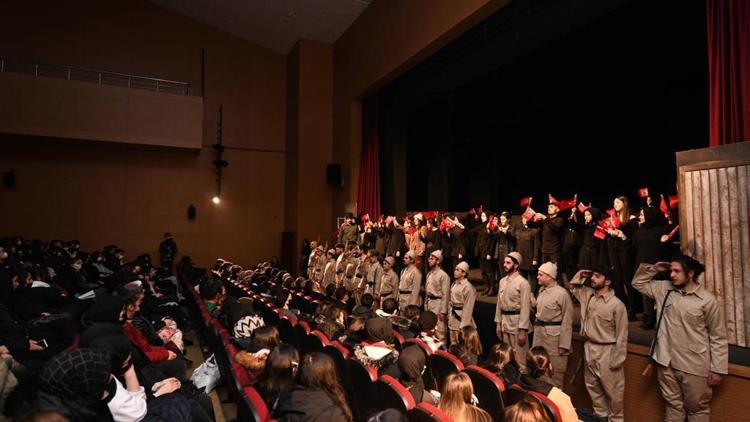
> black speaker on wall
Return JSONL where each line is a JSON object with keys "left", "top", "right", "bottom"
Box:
{"left": 326, "top": 163, "right": 342, "bottom": 187}
{"left": 3, "top": 171, "right": 15, "bottom": 189}
{"left": 187, "top": 204, "right": 196, "bottom": 221}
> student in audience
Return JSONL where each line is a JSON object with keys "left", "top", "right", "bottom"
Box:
{"left": 13, "top": 267, "right": 91, "bottom": 321}
{"left": 503, "top": 396, "right": 552, "bottom": 422}
{"left": 318, "top": 306, "right": 346, "bottom": 340}
{"left": 438, "top": 372, "right": 492, "bottom": 422}
{"left": 199, "top": 280, "right": 225, "bottom": 318}
{"left": 417, "top": 311, "right": 444, "bottom": 352}
{"left": 395, "top": 304, "right": 421, "bottom": 339}
{"left": 449, "top": 326, "right": 483, "bottom": 366}
{"left": 523, "top": 347, "right": 578, "bottom": 422}
{"left": 36, "top": 348, "right": 116, "bottom": 421}
{"left": 376, "top": 297, "right": 399, "bottom": 318}
{"left": 482, "top": 342, "right": 518, "bottom": 384}
{"left": 366, "top": 408, "right": 408, "bottom": 422}
{"left": 275, "top": 352, "right": 353, "bottom": 421}
{"left": 273, "top": 288, "right": 299, "bottom": 319}
{"left": 236, "top": 326, "right": 281, "bottom": 376}
{"left": 253, "top": 344, "right": 299, "bottom": 411}
{"left": 340, "top": 316, "right": 367, "bottom": 349}
{"left": 398, "top": 345, "right": 436, "bottom": 405}
{"left": 353, "top": 317, "right": 400, "bottom": 378}
{"left": 352, "top": 293, "right": 375, "bottom": 319}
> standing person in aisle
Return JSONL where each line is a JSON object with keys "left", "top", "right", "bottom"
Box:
{"left": 495, "top": 251, "right": 532, "bottom": 370}
{"left": 424, "top": 250, "right": 450, "bottom": 342}
{"left": 532, "top": 262, "right": 573, "bottom": 388}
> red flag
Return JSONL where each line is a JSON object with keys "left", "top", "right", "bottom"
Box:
{"left": 421, "top": 211, "right": 438, "bottom": 219}
{"left": 520, "top": 196, "right": 533, "bottom": 207}
{"left": 606, "top": 208, "right": 616, "bottom": 217}
{"left": 669, "top": 195, "right": 679, "bottom": 210}
{"left": 594, "top": 226, "right": 607, "bottom": 240}
{"left": 548, "top": 194, "right": 559, "bottom": 205}
{"left": 468, "top": 208, "right": 476, "bottom": 215}
{"left": 659, "top": 195, "right": 671, "bottom": 218}
{"left": 522, "top": 207, "right": 536, "bottom": 222}
{"left": 577, "top": 202, "right": 591, "bottom": 213}
{"left": 638, "top": 187, "right": 650, "bottom": 198}
{"left": 558, "top": 194, "right": 578, "bottom": 211}
{"left": 477, "top": 205, "right": 484, "bottom": 215}
{"left": 360, "top": 213, "right": 370, "bottom": 223}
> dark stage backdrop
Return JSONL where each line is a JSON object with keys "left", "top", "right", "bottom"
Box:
{"left": 378, "top": 0, "right": 708, "bottom": 215}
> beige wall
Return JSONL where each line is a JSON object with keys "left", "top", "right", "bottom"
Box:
{"left": 0, "top": 0, "right": 286, "bottom": 267}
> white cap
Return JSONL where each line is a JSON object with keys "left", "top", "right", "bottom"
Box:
{"left": 538, "top": 262, "right": 558, "bottom": 280}
{"left": 506, "top": 251, "right": 523, "bottom": 266}
{"left": 430, "top": 250, "right": 443, "bottom": 262}
{"left": 455, "top": 261, "right": 470, "bottom": 274}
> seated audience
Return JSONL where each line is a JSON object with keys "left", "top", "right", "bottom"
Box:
{"left": 438, "top": 372, "right": 492, "bottom": 422}
{"left": 449, "top": 326, "right": 483, "bottom": 366}
{"left": 353, "top": 317, "right": 400, "bottom": 378}
{"left": 397, "top": 345, "right": 436, "bottom": 405}
{"left": 417, "top": 311, "right": 444, "bottom": 352}
{"left": 252, "top": 344, "right": 299, "bottom": 410}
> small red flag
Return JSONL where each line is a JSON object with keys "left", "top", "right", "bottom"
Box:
{"left": 361, "top": 213, "right": 370, "bottom": 223}
{"left": 558, "top": 194, "right": 578, "bottom": 212}
{"left": 477, "top": 205, "right": 484, "bottom": 215}
{"left": 669, "top": 195, "right": 679, "bottom": 210}
{"left": 638, "top": 187, "right": 650, "bottom": 198}
{"left": 594, "top": 226, "right": 607, "bottom": 240}
{"left": 522, "top": 207, "right": 536, "bottom": 222}
{"left": 577, "top": 202, "right": 591, "bottom": 213}
{"left": 548, "top": 194, "right": 559, "bottom": 205}
{"left": 520, "top": 196, "right": 533, "bottom": 207}
{"left": 421, "top": 211, "right": 438, "bottom": 219}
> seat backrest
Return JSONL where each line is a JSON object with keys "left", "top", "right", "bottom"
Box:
{"left": 293, "top": 321, "right": 311, "bottom": 355}
{"left": 464, "top": 366, "right": 506, "bottom": 421}
{"left": 232, "top": 362, "right": 252, "bottom": 388}
{"left": 407, "top": 402, "right": 452, "bottom": 422}
{"left": 528, "top": 390, "right": 563, "bottom": 422}
{"left": 305, "top": 330, "right": 330, "bottom": 353}
{"left": 277, "top": 315, "right": 297, "bottom": 346}
{"left": 347, "top": 359, "right": 379, "bottom": 421}
{"left": 505, "top": 384, "right": 529, "bottom": 406}
{"left": 403, "top": 338, "right": 433, "bottom": 356}
{"left": 239, "top": 386, "right": 269, "bottom": 422}
{"left": 376, "top": 375, "right": 416, "bottom": 414}
{"left": 429, "top": 350, "right": 464, "bottom": 390}
{"left": 402, "top": 339, "right": 437, "bottom": 390}
{"left": 392, "top": 330, "right": 405, "bottom": 352}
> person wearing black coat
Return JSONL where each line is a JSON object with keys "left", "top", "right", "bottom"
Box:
{"left": 604, "top": 196, "right": 640, "bottom": 320}
{"left": 158, "top": 233, "right": 178, "bottom": 270}
{"left": 576, "top": 207, "right": 603, "bottom": 271}
{"left": 537, "top": 203, "right": 566, "bottom": 270}
{"left": 472, "top": 216, "right": 497, "bottom": 295}
{"left": 634, "top": 206, "right": 671, "bottom": 329}
{"left": 385, "top": 221, "right": 406, "bottom": 273}
{"left": 562, "top": 212, "right": 582, "bottom": 282}
{"left": 420, "top": 219, "right": 442, "bottom": 265}
{"left": 515, "top": 214, "right": 541, "bottom": 292}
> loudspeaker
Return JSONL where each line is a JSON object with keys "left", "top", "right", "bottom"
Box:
{"left": 187, "top": 204, "right": 196, "bottom": 220}
{"left": 326, "top": 163, "right": 342, "bottom": 187}
{"left": 3, "top": 171, "right": 15, "bottom": 189}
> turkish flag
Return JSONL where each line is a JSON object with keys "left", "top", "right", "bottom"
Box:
{"left": 558, "top": 194, "right": 578, "bottom": 212}
{"left": 520, "top": 196, "right": 533, "bottom": 207}
{"left": 522, "top": 207, "right": 536, "bottom": 222}
{"left": 660, "top": 195, "right": 671, "bottom": 218}
{"left": 421, "top": 211, "right": 438, "bottom": 219}
{"left": 638, "top": 187, "right": 650, "bottom": 198}
{"left": 360, "top": 213, "right": 370, "bottom": 223}
{"left": 577, "top": 202, "right": 591, "bottom": 213}
{"left": 669, "top": 195, "right": 679, "bottom": 210}
{"left": 594, "top": 226, "right": 607, "bottom": 240}
{"left": 548, "top": 194, "right": 559, "bottom": 205}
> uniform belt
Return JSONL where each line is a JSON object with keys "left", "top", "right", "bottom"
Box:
{"left": 336, "top": 270, "right": 344, "bottom": 274}
{"left": 451, "top": 306, "right": 463, "bottom": 320}
{"left": 380, "top": 291, "right": 393, "bottom": 296}
{"left": 534, "top": 320, "right": 562, "bottom": 326}
{"left": 427, "top": 294, "right": 442, "bottom": 300}
{"left": 399, "top": 290, "right": 412, "bottom": 294}
{"left": 501, "top": 310, "right": 520, "bottom": 315}
{"left": 586, "top": 339, "right": 616, "bottom": 345}
{"left": 367, "top": 282, "right": 375, "bottom": 286}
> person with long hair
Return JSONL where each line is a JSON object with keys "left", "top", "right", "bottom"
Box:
{"left": 438, "top": 372, "right": 491, "bottom": 422}
{"left": 575, "top": 207, "right": 603, "bottom": 270}
{"left": 235, "top": 326, "right": 281, "bottom": 376}
{"left": 397, "top": 345, "right": 436, "bottom": 405}
{"left": 503, "top": 396, "right": 552, "bottom": 422}
{"left": 634, "top": 206, "right": 670, "bottom": 330}
{"left": 253, "top": 345, "right": 299, "bottom": 410}
{"left": 449, "top": 326, "right": 483, "bottom": 366}
{"left": 274, "top": 352, "right": 353, "bottom": 421}
{"left": 482, "top": 343, "right": 519, "bottom": 385}
{"left": 604, "top": 196, "right": 639, "bottom": 320}
{"left": 524, "top": 347, "right": 578, "bottom": 422}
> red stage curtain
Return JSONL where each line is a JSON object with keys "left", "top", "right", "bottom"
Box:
{"left": 707, "top": 0, "right": 750, "bottom": 146}
{"left": 357, "top": 96, "right": 381, "bottom": 219}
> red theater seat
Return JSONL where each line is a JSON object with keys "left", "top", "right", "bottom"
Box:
{"left": 429, "top": 350, "right": 464, "bottom": 390}
{"left": 464, "top": 365, "right": 506, "bottom": 421}
{"left": 238, "top": 386, "right": 270, "bottom": 422}
{"left": 348, "top": 359, "right": 379, "bottom": 421}
{"left": 408, "top": 402, "right": 452, "bottom": 422}
{"left": 376, "top": 375, "right": 416, "bottom": 414}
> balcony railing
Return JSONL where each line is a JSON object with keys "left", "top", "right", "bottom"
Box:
{"left": 0, "top": 57, "right": 191, "bottom": 95}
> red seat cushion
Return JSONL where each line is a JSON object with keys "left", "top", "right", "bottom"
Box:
{"left": 409, "top": 402, "right": 452, "bottom": 422}
{"left": 377, "top": 375, "right": 416, "bottom": 411}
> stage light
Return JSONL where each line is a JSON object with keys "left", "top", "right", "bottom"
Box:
{"left": 212, "top": 195, "right": 220, "bottom": 204}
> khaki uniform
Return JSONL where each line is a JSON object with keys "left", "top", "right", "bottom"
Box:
{"left": 379, "top": 269, "right": 399, "bottom": 302}
{"left": 448, "top": 278, "right": 477, "bottom": 345}
{"left": 495, "top": 272, "right": 532, "bottom": 370}
{"left": 346, "top": 258, "right": 363, "bottom": 291}
{"left": 322, "top": 259, "right": 336, "bottom": 288}
{"left": 569, "top": 273, "right": 628, "bottom": 422}
{"left": 313, "top": 254, "right": 327, "bottom": 283}
{"left": 632, "top": 264, "right": 728, "bottom": 422}
{"left": 533, "top": 284, "right": 573, "bottom": 388}
{"left": 424, "top": 267, "right": 450, "bottom": 340}
{"left": 398, "top": 264, "right": 422, "bottom": 310}
{"left": 365, "top": 261, "right": 383, "bottom": 295}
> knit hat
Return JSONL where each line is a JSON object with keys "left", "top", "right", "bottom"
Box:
{"left": 538, "top": 262, "right": 558, "bottom": 280}
{"left": 405, "top": 250, "right": 416, "bottom": 260}
{"left": 384, "top": 256, "right": 395, "bottom": 266}
{"left": 429, "top": 250, "right": 443, "bottom": 262}
{"left": 233, "top": 314, "right": 265, "bottom": 339}
{"left": 506, "top": 251, "right": 523, "bottom": 266}
{"left": 455, "top": 261, "right": 470, "bottom": 274}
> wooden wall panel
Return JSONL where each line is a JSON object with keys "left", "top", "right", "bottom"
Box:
{"left": 678, "top": 143, "right": 750, "bottom": 347}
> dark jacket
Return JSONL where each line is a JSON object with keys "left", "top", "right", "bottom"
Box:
{"left": 541, "top": 216, "right": 566, "bottom": 254}
{"left": 274, "top": 387, "right": 348, "bottom": 422}
{"left": 514, "top": 226, "right": 540, "bottom": 270}
{"left": 386, "top": 226, "right": 406, "bottom": 258}
{"left": 492, "top": 227, "right": 515, "bottom": 260}
{"left": 474, "top": 226, "right": 496, "bottom": 259}
{"left": 421, "top": 229, "right": 442, "bottom": 260}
